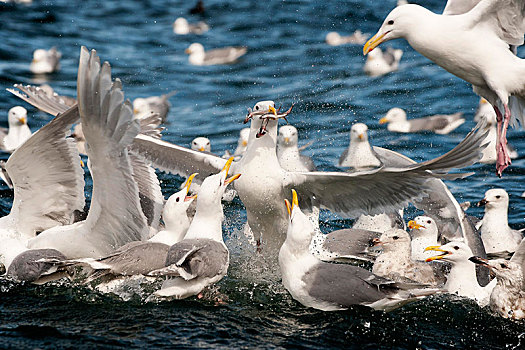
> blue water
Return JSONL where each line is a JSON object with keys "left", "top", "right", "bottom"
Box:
{"left": 1, "top": 0, "right": 525, "bottom": 348}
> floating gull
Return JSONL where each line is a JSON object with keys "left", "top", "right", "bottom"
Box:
{"left": 30, "top": 47, "right": 61, "bottom": 74}
{"left": 363, "top": 47, "right": 402, "bottom": 77}
{"left": 277, "top": 125, "right": 316, "bottom": 172}
{"left": 372, "top": 228, "right": 437, "bottom": 285}
{"left": 148, "top": 159, "right": 240, "bottom": 299}
{"left": 339, "top": 123, "right": 381, "bottom": 169}
{"left": 325, "top": 30, "right": 368, "bottom": 46}
{"left": 364, "top": 1, "right": 525, "bottom": 175}
{"left": 426, "top": 242, "right": 496, "bottom": 306}
{"left": 133, "top": 91, "right": 175, "bottom": 123}
{"left": 173, "top": 17, "right": 209, "bottom": 35}
{"left": 233, "top": 128, "right": 250, "bottom": 157}
{"left": 408, "top": 216, "right": 439, "bottom": 261}
{"left": 27, "top": 47, "right": 149, "bottom": 258}
{"left": 280, "top": 190, "right": 439, "bottom": 312}
{"left": 379, "top": 108, "right": 465, "bottom": 135}
{"left": 7, "top": 248, "right": 68, "bottom": 284}
{"left": 477, "top": 188, "right": 523, "bottom": 256}
{"left": 191, "top": 136, "right": 211, "bottom": 153}
{"left": 353, "top": 211, "right": 405, "bottom": 233}
{"left": 0, "top": 106, "right": 32, "bottom": 152}
{"left": 130, "top": 100, "right": 488, "bottom": 256}
{"left": 470, "top": 251, "right": 525, "bottom": 320}
{"left": 185, "top": 43, "right": 247, "bottom": 66}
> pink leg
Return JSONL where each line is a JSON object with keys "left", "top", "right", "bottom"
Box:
{"left": 494, "top": 104, "right": 512, "bottom": 177}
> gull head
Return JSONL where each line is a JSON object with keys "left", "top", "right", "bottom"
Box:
{"left": 173, "top": 17, "right": 190, "bottom": 35}
{"left": 284, "top": 189, "right": 315, "bottom": 246}
{"left": 133, "top": 97, "right": 149, "bottom": 115}
{"left": 469, "top": 257, "right": 523, "bottom": 288}
{"left": 350, "top": 123, "right": 369, "bottom": 143}
{"left": 478, "top": 188, "right": 509, "bottom": 211}
{"left": 8, "top": 106, "right": 27, "bottom": 126}
{"left": 408, "top": 216, "right": 438, "bottom": 238}
{"left": 244, "top": 100, "right": 293, "bottom": 138}
{"left": 191, "top": 137, "right": 211, "bottom": 152}
{"left": 185, "top": 43, "right": 205, "bottom": 55}
{"left": 379, "top": 107, "right": 406, "bottom": 124}
{"left": 238, "top": 128, "right": 250, "bottom": 147}
{"left": 372, "top": 228, "right": 411, "bottom": 252}
{"left": 32, "top": 49, "right": 48, "bottom": 63}
{"left": 197, "top": 157, "right": 240, "bottom": 206}
{"left": 278, "top": 125, "right": 298, "bottom": 147}
{"left": 425, "top": 241, "right": 472, "bottom": 264}
{"left": 163, "top": 173, "right": 198, "bottom": 222}
{"left": 325, "top": 32, "right": 342, "bottom": 45}
{"left": 363, "top": 4, "right": 424, "bottom": 55}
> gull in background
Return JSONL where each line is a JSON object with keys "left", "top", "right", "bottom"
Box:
{"left": 30, "top": 47, "right": 61, "bottom": 74}
{"left": 363, "top": 47, "right": 403, "bottom": 77}
{"left": 185, "top": 43, "right": 247, "bottom": 66}
{"left": 0, "top": 106, "right": 32, "bottom": 152}
{"left": 379, "top": 108, "right": 465, "bottom": 135}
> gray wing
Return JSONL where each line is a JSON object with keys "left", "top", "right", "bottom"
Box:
{"left": 99, "top": 242, "right": 170, "bottom": 275}
{"left": 5, "top": 107, "right": 85, "bottom": 236}
{"left": 300, "top": 154, "right": 317, "bottom": 171}
{"left": 7, "top": 249, "right": 67, "bottom": 283}
{"left": 204, "top": 47, "right": 247, "bottom": 64}
{"left": 284, "top": 121, "right": 488, "bottom": 219}
{"left": 338, "top": 148, "right": 349, "bottom": 166}
{"left": 406, "top": 115, "right": 457, "bottom": 132}
{"left": 319, "top": 228, "right": 381, "bottom": 261}
{"left": 9, "top": 84, "right": 73, "bottom": 116}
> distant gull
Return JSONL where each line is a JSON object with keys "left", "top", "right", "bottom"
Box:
{"left": 30, "top": 47, "right": 61, "bottom": 74}
{"left": 325, "top": 31, "right": 367, "bottom": 46}
{"left": 233, "top": 128, "right": 250, "bottom": 157}
{"left": 363, "top": 47, "right": 402, "bottom": 77}
{"left": 280, "top": 190, "right": 439, "bottom": 311}
{"left": 470, "top": 251, "right": 525, "bottom": 320}
{"left": 185, "top": 43, "right": 247, "bottom": 66}
{"left": 339, "top": 123, "right": 381, "bottom": 169}
{"left": 173, "top": 17, "right": 209, "bottom": 35}
{"left": 408, "top": 216, "right": 439, "bottom": 261}
{"left": 372, "top": 228, "right": 437, "bottom": 285}
{"left": 133, "top": 91, "right": 175, "bottom": 123}
{"left": 0, "top": 106, "right": 32, "bottom": 152}
{"left": 425, "top": 241, "right": 496, "bottom": 306}
{"left": 191, "top": 136, "right": 211, "bottom": 153}
{"left": 364, "top": 2, "right": 525, "bottom": 176}
{"left": 477, "top": 188, "right": 523, "bottom": 256}
{"left": 148, "top": 158, "right": 241, "bottom": 299}
{"left": 277, "top": 125, "right": 316, "bottom": 172}
{"left": 379, "top": 107, "right": 465, "bottom": 134}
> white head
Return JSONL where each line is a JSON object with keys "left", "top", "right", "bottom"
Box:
{"left": 408, "top": 216, "right": 438, "bottom": 238}
{"left": 191, "top": 137, "right": 211, "bottom": 152}
{"left": 163, "top": 173, "right": 198, "bottom": 227}
{"left": 469, "top": 257, "right": 523, "bottom": 289}
{"left": 278, "top": 125, "right": 299, "bottom": 148}
{"left": 350, "top": 123, "right": 369, "bottom": 143}
{"left": 380, "top": 107, "right": 406, "bottom": 124}
{"left": 326, "top": 32, "right": 341, "bottom": 45}
{"left": 479, "top": 188, "right": 509, "bottom": 212}
{"left": 425, "top": 241, "right": 473, "bottom": 264}
{"left": 373, "top": 228, "right": 411, "bottom": 253}
{"left": 173, "top": 17, "right": 190, "bottom": 34}
{"left": 195, "top": 157, "right": 240, "bottom": 210}
{"left": 32, "top": 49, "right": 48, "bottom": 62}
{"left": 284, "top": 189, "right": 315, "bottom": 250}
{"left": 366, "top": 47, "right": 383, "bottom": 61}
{"left": 133, "top": 97, "right": 150, "bottom": 115}
{"left": 185, "top": 43, "right": 205, "bottom": 55}
{"left": 363, "top": 4, "right": 428, "bottom": 55}
{"left": 7, "top": 106, "right": 28, "bottom": 127}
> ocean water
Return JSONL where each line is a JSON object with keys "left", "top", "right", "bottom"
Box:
{"left": 1, "top": 0, "right": 524, "bottom": 348}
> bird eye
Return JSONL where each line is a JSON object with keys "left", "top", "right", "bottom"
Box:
{"left": 392, "top": 236, "right": 399, "bottom": 240}
{"left": 388, "top": 20, "right": 394, "bottom": 25}
{"left": 453, "top": 246, "right": 459, "bottom": 250}
{"left": 193, "top": 142, "right": 196, "bottom": 145}
{"left": 496, "top": 195, "right": 501, "bottom": 199}
{"left": 255, "top": 105, "right": 259, "bottom": 110}
{"left": 176, "top": 197, "right": 180, "bottom": 202}
{"left": 207, "top": 142, "right": 210, "bottom": 145}
{"left": 500, "top": 263, "right": 507, "bottom": 268}
{"left": 427, "top": 220, "right": 431, "bottom": 224}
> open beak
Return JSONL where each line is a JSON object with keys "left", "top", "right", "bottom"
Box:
{"left": 18, "top": 117, "right": 26, "bottom": 124}
{"left": 424, "top": 246, "right": 451, "bottom": 262}
{"left": 408, "top": 220, "right": 425, "bottom": 230}
{"left": 244, "top": 103, "right": 294, "bottom": 124}
{"left": 363, "top": 32, "right": 387, "bottom": 55}
{"left": 285, "top": 199, "right": 292, "bottom": 218}
{"left": 469, "top": 256, "right": 490, "bottom": 267}
{"left": 225, "top": 173, "right": 241, "bottom": 185}
{"left": 379, "top": 117, "right": 388, "bottom": 125}
{"left": 478, "top": 198, "right": 488, "bottom": 206}
{"left": 221, "top": 157, "right": 234, "bottom": 177}
{"left": 184, "top": 173, "right": 198, "bottom": 201}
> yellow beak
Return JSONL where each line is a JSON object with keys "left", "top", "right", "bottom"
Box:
{"left": 133, "top": 108, "right": 139, "bottom": 114}
{"left": 185, "top": 173, "right": 198, "bottom": 193}
{"left": 424, "top": 246, "right": 449, "bottom": 262}
{"left": 358, "top": 134, "right": 364, "bottom": 140}
{"left": 225, "top": 173, "right": 241, "bottom": 185}
{"left": 379, "top": 117, "right": 388, "bottom": 124}
{"left": 185, "top": 48, "right": 191, "bottom": 54}
{"left": 363, "top": 32, "right": 386, "bottom": 55}
{"left": 480, "top": 98, "right": 488, "bottom": 104}
{"left": 284, "top": 137, "right": 290, "bottom": 143}
{"left": 269, "top": 105, "right": 277, "bottom": 116}
{"left": 408, "top": 220, "right": 425, "bottom": 230}
{"left": 242, "top": 140, "right": 248, "bottom": 147}
{"left": 291, "top": 189, "right": 298, "bottom": 209}
{"left": 222, "top": 156, "right": 234, "bottom": 175}
{"left": 19, "top": 117, "right": 26, "bottom": 124}
{"left": 285, "top": 199, "right": 292, "bottom": 217}
{"left": 199, "top": 147, "right": 205, "bottom": 152}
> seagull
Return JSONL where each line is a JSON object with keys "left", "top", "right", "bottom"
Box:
{"left": 6, "top": 248, "right": 69, "bottom": 284}
{"left": 372, "top": 229, "right": 438, "bottom": 285}
{"left": 130, "top": 100, "right": 488, "bottom": 256}
{"left": 277, "top": 125, "right": 316, "bottom": 172}
{"left": 38, "top": 84, "right": 77, "bottom": 107}
{"left": 191, "top": 136, "right": 211, "bottom": 153}
{"left": 339, "top": 123, "right": 381, "bottom": 169}
{"left": 185, "top": 43, "right": 247, "bottom": 66}
{"left": 425, "top": 241, "right": 496, "bottom": 306}
{"left": 325, "top": 30, "right": 368, "bottom": 46}
{"left": 363, "top": 47, "right": 403, "bottom": 77}
{"left": 133, "top": 91, "right": 175, "bottom": 123}
{"left": 364, "top": 1, "right": 525, "bottom": 176}
{"left": 379, "top": 108, "right": 465, "bottom": 135}
{"left": 30, "top": 47, "right": 61, "bottom": 74}
{"left": 173, "top": 17, "right": 209, "bottom": 35}
{"left": 408, "top": 216, "right": 439, "bottom": 261}
{"left": 352, "top": 211, "right": 405, "bottom": 233}
{"left": 148, "top": 158, "right": 240, "bottom": 299}
{"left": 470, "top": 252, "right": 525, "bottom": 320}
{"left": 477, "top": 188, "right": 523, "bottom": 256}
{"left": 279, "top": 190, "right": 439, "bottom": 312}
{"left": 0, "top": 106, "right": 32, "bottom": 152}
{"left": 26, "top": 47, "right": 149, "bottom": 258}
{"left": 233, "top": 128, "right": 250, "bottom": 157}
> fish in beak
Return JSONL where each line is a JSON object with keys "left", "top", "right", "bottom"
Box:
{"left": 478, "top": 198, "right": 488, "bottom": 206}
{"left": 408, "top": 220, "right": 425, "bottom": 230}
{"left": 363, "top": 32, "right": 387, "bottom": 55}
{"left": 424, "top": 246, "right": 451, "bottom": 262}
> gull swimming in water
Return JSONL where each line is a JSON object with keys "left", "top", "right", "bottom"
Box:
{"left": 130, "top": 100, "right": 488, "bottom": 256}
{"left": 339, "top": 123, "right": 381, "bottom": 169}
{"left": 426, "top": 242, "right": 496, "bottom": 306}
{"left": 173, "top": 17, "right": 209, "bottom": 35}
{"left": 0, "top": 106, "right": 32, "bottom": 152}
{"left": 477, "top": 188, "right": 523, "bottom": 256}
{"left": 379, "top": 108, "right": 465, "bottom": 135}
{"left": 30, "top": 47, "right": 61, "bottom": 74}
{"left": 185, "top": 43, "right": 247, "bottom": 66}
{"left": 408, "top": 216, "right": 439, "bottom": 261}
{"left": 280, "top": 190, "right": 439, "bottom": 311}
{"left": 363, "top": 47, "right": 403, "bottom": 77}
{"left": 277, "top": 125, "right": 316, "bottom": 172}
{"left": 133, "top": 91, "right": 175, "bottom": 123}
{"left": 325, "top": 31, "right": 368, "bottom": 46}
{"left": 364, "top": 1, "right": 525, "bottom": 176}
